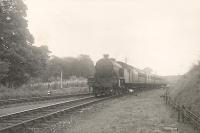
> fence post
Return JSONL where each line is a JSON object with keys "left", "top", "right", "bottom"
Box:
{"left": 168, "top": 97, "right": 171, "bottom": 106}
{"left": 178, "top": 105, "right": 181, "bottom": 122}
{"left": 181, "top": 105, "right": 185, "bottom": 123}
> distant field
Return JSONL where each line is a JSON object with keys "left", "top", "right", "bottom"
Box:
{"left": 0, "top": 79, "right": 89, "bottom": 100}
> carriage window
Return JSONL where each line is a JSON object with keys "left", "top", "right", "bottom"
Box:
{"left": 119, "top": 68, "right": 124, "bottom": 77}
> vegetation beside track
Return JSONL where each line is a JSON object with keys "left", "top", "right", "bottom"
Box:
{"left": 0, "top": 79, "right": 89, "bottom": 100}
{"left": 165, "top": 93, "right": 200, "bottom": 131}
{"left": 170, "top": 62, "right": 200, "bottom": 114}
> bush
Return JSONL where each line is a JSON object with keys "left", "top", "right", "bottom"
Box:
{"left": 171, "top": 61, "right": 200, "bottom": 114}
{"left": 0, "top": 78, "right": 89, "bottom": 100}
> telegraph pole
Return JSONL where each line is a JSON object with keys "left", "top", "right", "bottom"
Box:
{"left": 60, "top": 70, "right": 63, "bottom": 89}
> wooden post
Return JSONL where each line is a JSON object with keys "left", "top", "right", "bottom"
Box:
{"left": 60, "top": 70, "right": 63, "bottom": 89}
{"left": 165, "top": 87, "right": 168, "bottom": 105}
{"left": 178, "top": 105, "right": 181, "bottom": 122}
{"left": 182, "top": 105, "right": 185, "bottom": 123}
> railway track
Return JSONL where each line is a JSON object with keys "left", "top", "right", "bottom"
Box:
{"left": 0, "top": 93, "right": 91, "bottom": 107}
{"left": 0, "top": 95, "right": 112, "bottom": 133}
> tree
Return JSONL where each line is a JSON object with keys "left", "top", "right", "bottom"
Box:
{"left": 0, "top": 0, "right": 49, "bottom": 87}
{"left": 43, "top": 56, "right": 63, "bottom": 81}
{"left": 77, "top": 54, "right": 95, "bottom": 77}
{"left": 41, "top": 55, "right": 95, "bottom": 81}
{"left": 0, "top": 60, "right": 9, "bottom": 82}
{"left": 26, "top": 45, "right": 50, "bottom": 77}
{"left": 143, "top": 67, "right": 153, "bottom": 74}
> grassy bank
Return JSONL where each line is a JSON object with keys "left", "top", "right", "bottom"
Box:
{"left": 0, "top": 80, "right": 89, "bottom": 100}
{"left": 170, "top": 62, "right": 200, "bottom": 114}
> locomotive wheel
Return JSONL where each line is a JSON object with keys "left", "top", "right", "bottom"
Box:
{"left": 119, "top": 89, "right": 123, "bottom": 95}
{"left": 93, "top": 87, "right": 100, "bottom": 97}
{"left": 115, "top": 89, "right": 120, "bottom": 96}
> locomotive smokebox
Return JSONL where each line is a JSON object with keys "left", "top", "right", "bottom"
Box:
{"left": 103, "top": 54, "right": 109, "bottom": 59}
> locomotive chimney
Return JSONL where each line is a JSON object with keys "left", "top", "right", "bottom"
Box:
{"left": 103, "top": 54, "right": 109, "bottom": 59}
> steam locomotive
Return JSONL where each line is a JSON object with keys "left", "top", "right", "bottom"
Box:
{"left": 89, "top": 55, "right": 166, "bottom": 97}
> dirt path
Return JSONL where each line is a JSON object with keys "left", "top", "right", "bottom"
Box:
{"left": 38, "top": 89, "right": 198, "bottom": 133}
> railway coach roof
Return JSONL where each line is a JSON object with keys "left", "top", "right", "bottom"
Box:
{"left": 117, "top": 61, "right": 143, "bottom": 72}
{"left": 117, "top": 61, "right": 163, "bottom": 77}
{"left": 111, "top": 60, "right": 122, "bottom": 68}
{"left": 151, "top": 74, "right": 162, "bottom": 79}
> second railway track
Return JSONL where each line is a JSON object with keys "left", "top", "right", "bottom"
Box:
{"left": 0, "top": 93, "right": 91, "bottom": 107}
{"left": 0, "top": 95, "right": 112, "bottom": 133}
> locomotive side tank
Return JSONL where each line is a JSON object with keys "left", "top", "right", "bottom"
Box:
{"left": 93, "top": 55, "right": 125, "bottom": 96}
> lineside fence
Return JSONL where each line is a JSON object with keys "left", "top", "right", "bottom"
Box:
{"left": 25, "top": 80, "right": 88, "bottom": 90}
{"left": 164, "top": 92, "right": 200, "bottom": 131}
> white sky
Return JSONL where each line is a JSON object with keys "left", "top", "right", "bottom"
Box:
{"left": 24, "top": 0, "right": 200, "bottom": 76}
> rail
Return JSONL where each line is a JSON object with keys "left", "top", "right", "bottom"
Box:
{"left": 0, "top": 95, "right": 112, "bottom": 133}
{"left": 0, "top": 93, "right": 91, "bottom": 106}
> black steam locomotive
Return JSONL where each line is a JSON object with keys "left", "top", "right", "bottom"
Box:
{"left": 89, "top": 55, "right": 165, "bottom": 97}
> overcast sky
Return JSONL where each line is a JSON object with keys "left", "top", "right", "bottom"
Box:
{"left": 24, "top": 0, "right": 200, "bottom": 76}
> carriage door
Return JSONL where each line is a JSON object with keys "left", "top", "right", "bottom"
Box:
{"left": 119, "top": 68, "right": 124, "bottom": 87}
